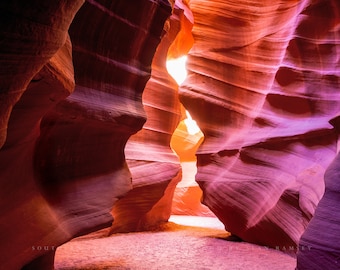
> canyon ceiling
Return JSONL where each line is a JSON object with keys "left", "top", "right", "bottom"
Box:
{"left": 0, "top": 0, "right": 339, "bottom": 269}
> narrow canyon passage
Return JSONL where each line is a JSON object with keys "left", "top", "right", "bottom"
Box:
{"left": 0, "top": 1, "right": 339, "bottom": 269}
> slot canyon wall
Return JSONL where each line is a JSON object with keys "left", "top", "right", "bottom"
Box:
{"left": 0, "top": 0, "right": 173, "bottom": 269}
{"left": 179, "top": 0, "right": 340, "bottom": 268}
{"left": 0, "top": 0, "right": 339, "bottom": 269}
{"left": 110, "top": 2, "right": 187, "bottom": 233}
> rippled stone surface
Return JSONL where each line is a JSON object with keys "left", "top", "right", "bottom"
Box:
{"left": 0, "top": 2, "right": 84, "bottom": 269}
{"left": 0, "top": 1, "right": 171, "bottom": 269}
{"left": 180, "top": 0, "right": 340, "bottom": 250}
{"left": 110, "top": 2, "right": 192, "bottom": 233}
{"left": 0, "top": 1, "right": 84, "bottom": 149}
{"left": 297, "top": 151, "right": 340, "bottom": 269}
{"left": 1, "top": 0, "right": 339, "bottom": 269}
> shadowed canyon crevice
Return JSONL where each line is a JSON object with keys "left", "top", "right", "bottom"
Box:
{"left": 0, "top": 0, "right": 339, "bottom": 269}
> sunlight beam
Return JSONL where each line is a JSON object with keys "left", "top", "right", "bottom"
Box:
{"left": 184, "top": 110, "right": 201, "bottom": 135}
{"left": 166, "top": 55, "right": 188, "bottom": 85}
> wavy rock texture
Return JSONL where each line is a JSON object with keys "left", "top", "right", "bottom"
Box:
{"left": 1, "top": 0, "right": 339, "bottom": 269}
{"left": 0, "top": 2, "right": 84, "bottom": 269}
{"left": 297, "top": 152, "right": 340, "bottom": 269}
{"left": 0, "top": 1, "right": 171, "bottom": 269}
{"left": 0, "top": 1, "right": 84, "bottom": 149}
{"left": 180, "top": 0, "right": 340, "bottom": 250}
{"left": 291, "top": 3, "right": 340, "bottom": 268}
{"left": 110, "top": 2, "right": 192, "bottom": 233}
{"left": 1, "top": 37, "right": 77, "bottom": 270}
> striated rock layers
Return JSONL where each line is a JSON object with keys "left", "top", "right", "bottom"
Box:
{"left": 297, "top": 151, "right": 340, "bottom": 269}
{"left": 110, "top": 1, "right": 194, "bottom": 233}
{"left": 0, "top": 0, "right": 172, "bottom": 269}
{"left": 0, "top": 1, "right": 84, "bottom": 149}
{"left": 179, "top": 0, "right": 340, "bottom": 250}
{"left": 0, "top": 2, "right": 85, "bottom": 269}
{"left": 1, "top": 0, "right": 339, "bottom": 269}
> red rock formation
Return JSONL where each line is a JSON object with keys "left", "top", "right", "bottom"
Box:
{"left": 1, "top": 0, "right": 339, "bottom": 269}
{"left": 0, "top": 1, "right": 172, "bottom": 269}
{"left": 0, "top": 2, "right": 84, "bottom": 269}
{"left": 110, "top": 1, "right": 192, "bottom": 233}
{"left": 297, "top": 152, "right": 340, "bottom": 269}
{"left": 0, "top": 1, "right": 84, "bottom": 149}
{"left": 180, "top": 0, "right": 340, "bottom": 250}
{"left": 296, "top": 1, "right": 340, "bottom": 268}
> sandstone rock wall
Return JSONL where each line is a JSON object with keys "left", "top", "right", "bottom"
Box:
{"left": 0, "top": 1, "right": 171, "bottom": 269}
{"left": 0, "top": 2, "right": 85, "bottom": 269}
{"left": 180, "top": 0, "right": 340, "bottom": 249}
{"left": 111, "top": 1, "right": 194, "bottom": 232}
{"left": 0, "top": 1, "right": 84, "bottom": 149}
{"left": 297, "top": 151, "right": 340, "bottom": 269}
{"left": 1, "top": 0, "right": 339, "bottom": 269}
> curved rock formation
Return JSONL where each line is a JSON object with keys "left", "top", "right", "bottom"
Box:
{"left": 0, "top": 1, "right": 171, "bottom": 269}
{"left": 110, "top": 1, "right": 193, "bottom": 233}
{"left": 0, "top": 1, "right": 84, "bottom": 149}
{"left": 1, "top": 0, "right": 339, "bottom": 269}
{"left": 297, "top": 152, "right": 340, "bottom": 269}
{"left": 0, "top": 2, "right": 84, "bottom": 269}
{"left": 179, "top": 0, "right": 340, "bottom": 250}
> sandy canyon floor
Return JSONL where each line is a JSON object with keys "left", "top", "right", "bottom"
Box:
{"left": 55, "top": 216, "right": 296, "bottom": 270}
